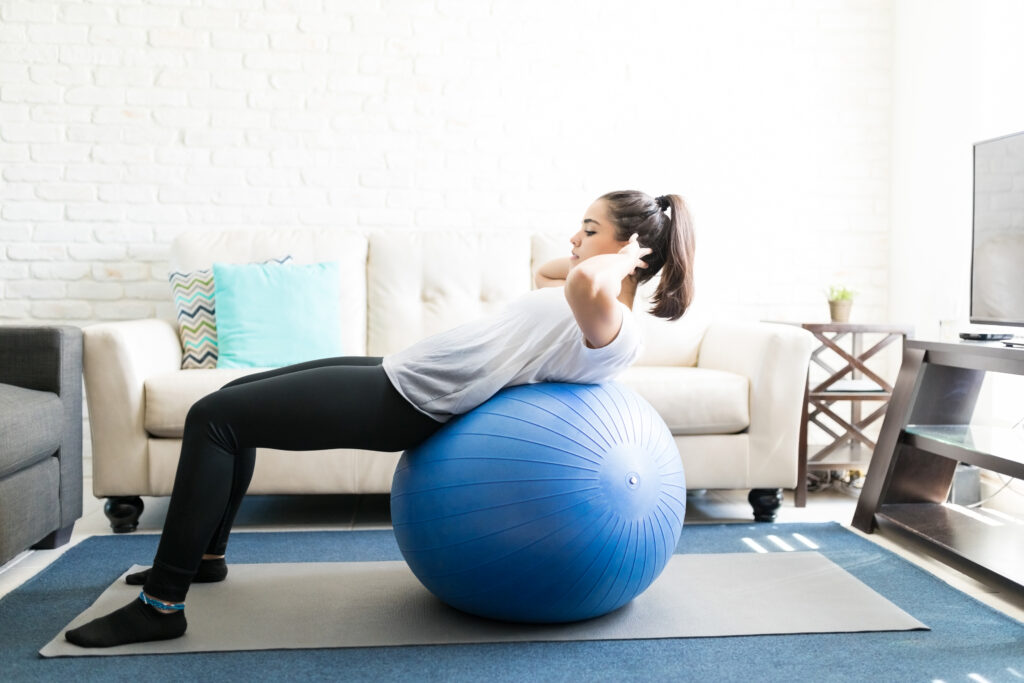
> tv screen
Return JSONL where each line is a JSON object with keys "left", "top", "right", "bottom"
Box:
{"left": 971, "top": 130, "right": 1024, "bottom": 327}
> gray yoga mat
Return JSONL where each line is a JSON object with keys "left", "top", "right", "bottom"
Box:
{"left": 41, "top": 552, "right": 927, "bottom": 657}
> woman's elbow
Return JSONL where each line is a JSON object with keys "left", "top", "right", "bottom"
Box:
{"left": 564, "top": 269, "right": 598, "bottom": 302}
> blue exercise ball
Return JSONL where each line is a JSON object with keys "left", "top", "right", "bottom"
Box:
{"left": 391, "top": 382, "right": 685, "bottom": 623}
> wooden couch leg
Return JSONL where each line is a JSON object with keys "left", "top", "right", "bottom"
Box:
{"left": 748, "top": 488, "right": 783, "bottom": 522}
{"left": 104, "top": 496, "right": 145, "bottom": 533}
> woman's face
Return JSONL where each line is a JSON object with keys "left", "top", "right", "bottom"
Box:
{"left": 569, "top": 199, "right": 628, "bottom": 267}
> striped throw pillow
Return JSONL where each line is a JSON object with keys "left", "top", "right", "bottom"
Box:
{"left": 169, "top": 255, "right": 292, "bottom": 369}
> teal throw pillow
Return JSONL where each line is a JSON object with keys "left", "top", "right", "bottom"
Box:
{"left": 213, "top": 261, "right": 343, "bottom": 368}
{"left": 169, "top": 256, "right": 292, "bottom": 369}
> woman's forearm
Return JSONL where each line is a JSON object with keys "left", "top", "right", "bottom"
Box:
{"left": 534, "top": 257, "right": 572, "bottom": 288}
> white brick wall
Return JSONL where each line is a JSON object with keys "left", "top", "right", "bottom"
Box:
{"left": 1, "top": 0, "right": 893, "bottom": 328}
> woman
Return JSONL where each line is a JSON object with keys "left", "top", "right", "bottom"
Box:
{"left": 66, "top": 190, "right": 695, "bottom": 647}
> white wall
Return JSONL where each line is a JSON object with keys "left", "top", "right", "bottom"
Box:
{"left": 890, "top": 0, "right": 1024, "bottom": 513}
{"left": 889, "top": 0, "right": 1024, "bottom": 340}
{"left": 0, "top": 0, "right": 894, "bottom": 327}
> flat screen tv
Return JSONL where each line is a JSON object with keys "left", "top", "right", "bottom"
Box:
{"left": 971, "top": 130, "right": 1024, "bottom": 327}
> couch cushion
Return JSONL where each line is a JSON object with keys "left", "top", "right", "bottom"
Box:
{"left": 144, "top": 366, "right": 749, "bottom": 440}
{"left": 367, "top": 231, "right": 534, "bottom": 357}
{"left": 0, "top": 384, "right": 62, "bottom": 477}
{"left": 145, "top": 369, "right": 263, "bottom": 437}
{"left": 617, "top": 366, "right": 749, "bottom": 435}
{"left": 171, "top": 229, "right": 368, "bottom": 356}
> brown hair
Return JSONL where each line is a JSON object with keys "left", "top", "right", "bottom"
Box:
{"left": 599, "top": 191, "right": 695, "bottom": 321}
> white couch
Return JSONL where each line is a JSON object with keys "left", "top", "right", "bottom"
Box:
{"left": 83, "top": 229, "right": 813, "bottom": 531}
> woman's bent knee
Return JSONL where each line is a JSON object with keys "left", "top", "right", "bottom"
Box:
{"left": 182, "top": 391, "right": 244, "bottom": 454}
{"left": 185, "top": 391, "right": 230, "bottom": 427}
{"left": 220, "top": 374, "right": 251, "bottom": 390}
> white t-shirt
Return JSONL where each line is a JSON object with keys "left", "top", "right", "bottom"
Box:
{"left": 382, "top": 286, "right": 644, "bottom": 422}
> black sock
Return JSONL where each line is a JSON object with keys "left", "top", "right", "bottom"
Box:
{"left": 126, "top": 557, "right": 227, "bottom": 586}
{"left": 65, "top": 598, "right": 186, "bottom": 648}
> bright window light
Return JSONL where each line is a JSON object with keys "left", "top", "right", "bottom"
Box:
{"left": 742, "top": 537, "right": 769, "bottom": 553}
{"left": 976, "top": 508, "right": 1023, "bottom": 526}
{"left": 791, "top": 533, "right": 820, "bottom": 549}
{"left": 766, "top": 535, "right": 795, "bottom": 551}
{"left": 944, "top": 503, "right": 1003, "bottom": 527}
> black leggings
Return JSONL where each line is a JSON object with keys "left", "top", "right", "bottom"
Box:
{"left": 144, "top": 356, "right": 443, "bottom": 603}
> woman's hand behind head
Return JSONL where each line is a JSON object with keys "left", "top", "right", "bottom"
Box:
{"left": 618, "top": 233, "right": 652, "bottom": 278}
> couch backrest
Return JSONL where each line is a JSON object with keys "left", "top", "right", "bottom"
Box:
{"left": 169, "top": 228, "right": 707, "bottom": 367}
{"left": 170, "top": 228, "right": 369, "bottom": 356}
{"left": 366, "top": 231, "right": 533, "bottom": 356}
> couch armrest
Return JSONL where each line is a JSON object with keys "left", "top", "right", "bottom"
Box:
{"left": 83, "top": 319, "right": 182, "bottom": 497}
{"left": 696, "top": 321, "right": 814, "bottom": 488}
{"left": 0, "top": 326, "right": 84, "bottom": 527}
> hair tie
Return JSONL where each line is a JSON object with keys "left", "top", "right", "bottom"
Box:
{"left": 655, "top": 195, "right": 670, "bottom": 211}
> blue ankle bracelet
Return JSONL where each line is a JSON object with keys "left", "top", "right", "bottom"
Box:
{"left": 138, "top": 591, "right": 184, "bottom": 611}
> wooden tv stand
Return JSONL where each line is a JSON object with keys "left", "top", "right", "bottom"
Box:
{"left": 852, "top": 340, "right": 1024, "bottom": 590}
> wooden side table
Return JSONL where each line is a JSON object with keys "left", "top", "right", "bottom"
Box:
{"left": 795, "top": 323, "right": 914, "bottom": 507}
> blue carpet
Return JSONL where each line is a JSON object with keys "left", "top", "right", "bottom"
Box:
{"left": 3, "top": 522, "right": 1022, "bottom": 682}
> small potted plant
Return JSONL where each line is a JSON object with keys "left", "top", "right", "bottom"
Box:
{"left": 827, "top": 285, "right": 855, "bottom": 323}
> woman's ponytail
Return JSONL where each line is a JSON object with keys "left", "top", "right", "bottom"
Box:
{"left": 599, "top": 190, "right": 696, "bottom": 321}
{"left": 650, "top": 194, "right": 695, "bottom": 321}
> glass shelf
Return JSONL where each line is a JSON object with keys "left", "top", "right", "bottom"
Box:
{"left": 902, "top": 424, "right": 1024, "bottom": 478}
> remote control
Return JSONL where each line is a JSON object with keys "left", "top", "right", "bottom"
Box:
{"left": 959, "top": 332, "right": 1014, "bottom": 341}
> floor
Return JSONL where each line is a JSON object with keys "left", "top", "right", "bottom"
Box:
{"left": 3, "top": 478, "right": 1024, "bottom": 624}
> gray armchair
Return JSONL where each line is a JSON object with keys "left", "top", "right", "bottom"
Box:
{"left": 0, "top": 326, "right": 83, "bottom": 567}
